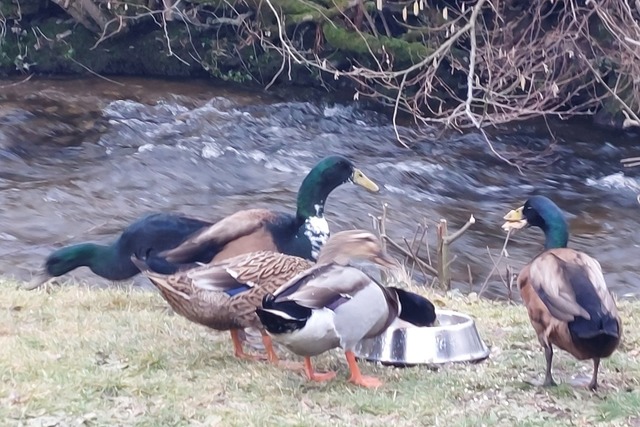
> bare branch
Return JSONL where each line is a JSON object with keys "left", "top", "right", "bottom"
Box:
{"left": 443, "top": 215, "right": 476, "bottom": 245}
{"left": 478, "top": 230, "right": 513, "bottom": 298}
{"left": 382, "top": 234, "right": 439, "bottom": 276}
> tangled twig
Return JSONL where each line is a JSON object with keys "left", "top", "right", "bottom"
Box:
{"left": 36, "top": 0, "right": 640, "bottom": 151}
{"left": 369, "top": 204, "right": 474, "bottom": 289}
{"left": 253, "top": 0, "right": 639, "bottom": 156}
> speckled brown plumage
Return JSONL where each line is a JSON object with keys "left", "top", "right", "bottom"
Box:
{"left": 132, "top": 251, "right": 313, "bottom": 362}
{"left": 137, "top": 251, "right": 313, "bottom": 330}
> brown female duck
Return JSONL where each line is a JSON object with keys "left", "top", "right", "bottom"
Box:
{"left": 132, "top": 230, "right": 403, "bottom": 365}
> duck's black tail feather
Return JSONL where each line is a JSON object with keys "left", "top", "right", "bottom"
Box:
{"left": 562, "top": 263, "right": 620, "bottom": 357}
{"left": 569, "top": 313, "right": 620, "bottom": 358}
{"left": 255, "top": 293, "right": 311, "bottom": 335}
{"left": 569, "top": 314, "right": 620, "bottom": 340}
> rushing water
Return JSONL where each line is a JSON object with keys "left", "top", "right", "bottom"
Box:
{"left": 1, "top": 76, "right": 639, "bottom": 300}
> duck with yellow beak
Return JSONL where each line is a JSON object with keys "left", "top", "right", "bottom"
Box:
{"left": 502, "top": 195, "right": 621, "bottom": 390}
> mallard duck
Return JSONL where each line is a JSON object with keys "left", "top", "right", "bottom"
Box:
{"left": 502, "top": 195, "right": 621, "bottom": 390}
{"left": 161, "top": 155, "right": 378, "bottom": 265}
{"left": 256, "top": 231, "right": 437, "bottom": 388}
{"left": 28, "top": 213, "right": 213, "bottom": 289}
{"left": 131, "top": 251, "right": 312, "bottom": 363}
{"left": 29, "top": 155, "right": 377, "bottom": 289}
{"left": 131, "top": 230, "right": 401, "bottom": 365}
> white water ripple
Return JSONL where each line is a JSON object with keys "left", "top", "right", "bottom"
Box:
{"left": 586, "top": 172, "right": 640, "bottom": 192}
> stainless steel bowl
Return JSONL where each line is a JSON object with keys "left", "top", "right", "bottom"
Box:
{"left": 354, "top": 309, "right": 490, "bottom": 366}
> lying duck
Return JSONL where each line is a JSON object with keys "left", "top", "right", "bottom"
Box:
{"left": 30, "top": 155, "right": 377, "bottom": 288}
{"left": 131, "top": 230, "right": 400, "bottom": 365}
{"left": 161, "top": 155, "right": 378, "bottom": 264}
{"left": 256, "top": 231, "right": 437, "bottom": 388}
{"left": 27, "top": 213, "right": 213, "bottom": 289}
{"left": 502, "top": 195, "right": 621, "bottom": 390}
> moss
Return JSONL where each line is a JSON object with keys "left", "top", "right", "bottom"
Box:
{"left": 0, "top": 0, "right": 448, "bottom": 93}
{"left": 189, "top": 0, "right": 353, "bottom": 26}
{"left": 269, "top": 0, "right": 326, "bottom": 15}
{"left": 323, "top": 22, "right": 432, "bottom": 65}
{"left": 191, "top": 0, "right": 346, "bottom": 15}
{"left": 0, "top": 17, "right": 211, "bottom": 77}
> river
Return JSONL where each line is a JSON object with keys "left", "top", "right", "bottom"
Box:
{"left": 1, "top": 76, "right": 639, "bottom": 300}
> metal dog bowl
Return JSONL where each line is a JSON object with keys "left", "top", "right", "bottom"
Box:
{"left": 355, "top": 309, "right": 490, "bottom": 366}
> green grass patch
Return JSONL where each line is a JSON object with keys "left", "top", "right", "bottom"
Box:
{"left": 1, "top": 279, "right": 639, "bottom": 426}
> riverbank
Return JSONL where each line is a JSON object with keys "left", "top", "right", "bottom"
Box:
{"left": 1, "top": 280, "right": 638, "bottom": 426}
{"left": 2, "top": 0, "right": 640, "bottom": 130}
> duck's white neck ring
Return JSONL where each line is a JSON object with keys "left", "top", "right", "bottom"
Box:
{"left": 303, "top": 215, "right": 330, "bottom": 261}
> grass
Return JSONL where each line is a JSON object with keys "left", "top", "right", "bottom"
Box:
{"left": 1, "top": 279, "right": 639, "bottom": 427}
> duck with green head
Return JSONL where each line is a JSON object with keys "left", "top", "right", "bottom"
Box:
{"left": 502, "top": 195, "right": 621, "bottom": 390}
{"left": 30, "top": 155, "right": 378, "bottom": 288}
{"left": 161, "top": 155, "right": 379, "bottom": 264}
{"left": 28, "top": 213, "right": 214, "bottom": 289}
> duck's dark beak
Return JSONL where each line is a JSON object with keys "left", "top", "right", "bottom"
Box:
{"left": 501, "top": 206, "right": 528, "bottom": 231}
{"left": 25, "top": 269, "right": 52, "bottom": 290}
{"left": 351, "top": 168, "right": 379, "bottom": 193}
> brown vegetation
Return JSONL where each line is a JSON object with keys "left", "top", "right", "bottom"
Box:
{"left": 2, "top": 0, "right": 640, "bottom": 134}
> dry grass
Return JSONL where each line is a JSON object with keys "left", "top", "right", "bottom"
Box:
{"left": 1, "top": 279, "right": 639, "bottom": 427}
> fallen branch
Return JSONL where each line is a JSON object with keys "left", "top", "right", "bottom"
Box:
{"left": 381, "top": 234, "right": 438, "bottom": 276}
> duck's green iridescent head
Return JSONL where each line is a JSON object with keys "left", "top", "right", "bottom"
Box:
{"left": 46, "top": 245, "right": 95, "bottom": 276}
{"left": 27, "top": 244, "right": 97, "bottom": 289}
{"left": 502, "top": 195, "right": 569, "bottom": 249}
{"left": 296, "top": 155, "right": 379, "bottom": 218}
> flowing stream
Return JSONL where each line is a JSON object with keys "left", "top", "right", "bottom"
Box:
{"left": 1, "top": 77, "right": 639, "bottom": 300}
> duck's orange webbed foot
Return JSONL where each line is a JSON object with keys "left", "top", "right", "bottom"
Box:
{"left": 230, "top": 329, "right": 267, "bottom": 361}
{"left": 345, "top": 350, "right": 383, "bottom": 389}
{"left": 304, "top": 356, "right": 336, "bottom": 382}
